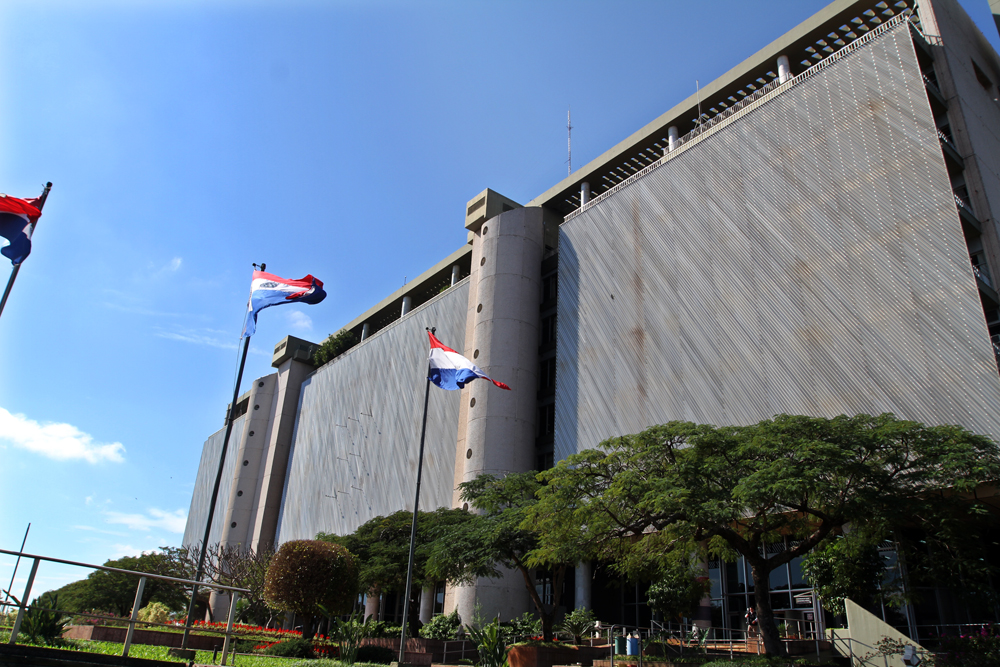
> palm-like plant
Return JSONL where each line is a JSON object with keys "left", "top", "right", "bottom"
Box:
{"left": 466, "top": 617, "right": 509, "bottom": 667}
{"left": 556, "top": 608, "right": 596, "bottom": 644}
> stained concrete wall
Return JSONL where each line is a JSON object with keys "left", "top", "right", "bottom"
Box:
{"left": 447, "top": 206, "right": 543, "bottom": 624}
{"left": 182, "top": 415, "right": 246, "bottom": 548}
{"left": 275, "top": 280, "right": 469, "bottom": 541}
{"left": 556, "top": 20, "right": 1000, "bottom": 459}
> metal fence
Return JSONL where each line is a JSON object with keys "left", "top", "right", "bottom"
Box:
{"left": 0, "top": 547, "right": 248, "bottom": 664}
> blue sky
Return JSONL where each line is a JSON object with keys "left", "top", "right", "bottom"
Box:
{"left": 2, "top": 0, "right": 998, "bottom": 597}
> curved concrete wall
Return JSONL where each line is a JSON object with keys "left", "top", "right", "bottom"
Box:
{"left": 448, "top": 206, "right": 543, "bottom": 623}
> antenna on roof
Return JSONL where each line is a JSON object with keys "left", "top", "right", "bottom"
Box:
{"left": 567, "top": 107, "right": 573, "bottom": 176}
{"left": 696, "top": 80, "right": 702, "bottom": 130}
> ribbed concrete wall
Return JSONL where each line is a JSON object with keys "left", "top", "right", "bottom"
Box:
{"left": 556, "top": 22, "right": 1000, "bottom": 459}
{"left": 183, "top": 415, "right": 246, "bottom": 548}
{"left": 275, "top": 280, "right": 469, "bottom": 541}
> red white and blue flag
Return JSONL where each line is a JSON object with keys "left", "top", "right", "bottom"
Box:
{"left": 242, "top": 270, "right": 326, "bottom": 338}
{"left": 427, "top": 331, "right": 510, "bottom": 391}
{"left": 0, "top": 195, "right": 43, "bottom": 266}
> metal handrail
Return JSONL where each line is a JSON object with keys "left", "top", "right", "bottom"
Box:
{"left": 0, "top": 548, "right": 248, "bottom": 593}
{"left": 565, "top": 11, "right": 915, "bottom": 223}
{"left": 1, "top": 547, "right": 248, "bottom": 664}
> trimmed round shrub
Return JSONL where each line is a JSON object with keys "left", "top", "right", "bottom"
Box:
{"left": 356, "top": 645, "right": 397, "bottom": 664}
{"left": 264, "top": 540, "right": 359, "bottom": 618}
{"left": 262, "top": 638, "right": 315, "bottom": 658}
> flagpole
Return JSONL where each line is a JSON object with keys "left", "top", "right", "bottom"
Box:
{"left": 0, "top": 182, "right": 51, "bottom": 321}
{"left": 398, "top": 326, "right": 435, "bottom": 666}
{"left": 181, "top": 264, "right": 261, "bottom": 650}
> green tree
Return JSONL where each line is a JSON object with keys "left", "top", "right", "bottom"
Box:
{"left": 531, "top": 414, "right": 1000, "bottom": 656}
{"left": 318, "top": 508, "right": 473, "bottom": 631}
{"left": 313, "top": 329, "right": 358, "bottom": 367}
{"left": 264, "top": 539, "right": 359, "bottom": 640}
{"left": 800, "top": 530, "right": 888, "bottom": 617}
{"left": 645, "top": 561, "right": 711, "bottom": 622}
{"left": 425, "top": 471, "right": 590, "bottom": 641}
{"left": 76, "top": 552, "right": 193, "bottom": 616}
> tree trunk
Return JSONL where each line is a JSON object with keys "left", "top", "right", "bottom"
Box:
{"left": 748, "top": 561, "right": 784, "bottom": 656}
{"left": 301, "top": 615, "right": 317, "bottom": 641}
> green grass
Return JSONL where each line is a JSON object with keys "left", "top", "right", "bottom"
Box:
{"left": 1, "top": 634, "right": 391, "bottom": 667}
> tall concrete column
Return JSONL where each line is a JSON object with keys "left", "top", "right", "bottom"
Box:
{"left": 580, "top": 182, "right": 591, "bottom": 205}
{"left": 365, "top": 589, "right": 381, "bottom": 621}
{"left": 451, "top": 265, "right": 461, "bottom": 286}
{"left": 419, "top": 585, "right": 435, "bottom": 623}
{"left": 248, "top": 342, "right": 317, "bottom": 551}
{"left": 575, "top": 562, "right": 592, "bottom": 610}
{"left": 667, "top": 126, "right": 679, "bottom": 153}
{"left": 361, "top": 322, "right": 370, "bottom": 341}
{"left": 777, "top": 55, "right": 791, "bottom": 83}
{"left": 450, "top": 205, "right": 544, "bottom": 622}
{"left": 220, "top": 374, "right": 278, "bottom": 549}
{"left": 401, "top": 296, "right": 412, "bottom": 317}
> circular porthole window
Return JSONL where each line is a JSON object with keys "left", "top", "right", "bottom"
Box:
{"left": 249, "top": 431, "right": 255, "bottom": 437}
{"left": 482, "top": 225, "right": 489, "bottom": 235}
{"left": 480, "top": 257, "right": 486, "bottom": 266}
{"left": 243, "top": 460, "right": 249, "bottom": 466}
{"left": 231, "top": 522, "right": 237, "bottom": 528}
{"left": 473, "top": 349, "right": 479, "bottom": 359}
{"left": 477, "top": 304, "right": 483, "bottom": 313}
{"left": 258, "top": 381, "right": 264, "bottom": 387}
{"left": 466, "top": 449, "right": 472, "bottom": 459}
{"left": 470, "top": 398, "right": 476, "bottom": 408}
{"left": 254, "top": 404, "right": 260, "bottom": 410}
{"left": 237, "top": 490, "right": 243, "bottom": 497}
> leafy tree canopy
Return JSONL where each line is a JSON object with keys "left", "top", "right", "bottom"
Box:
{"left": 318, "top": 507, "right": 474, "bottom": 595}
{"left": 530, "top": 413, "right": 1000, "bottom": 656}
{"left": 264, "top": 539, "right": 359, "bottom": 640}
{"left": 313, "top": 329, "right": 357, "bottom": 367}
{"left": 71, "top": 551, "right": 194, "bottom": 616}
{"left": 424, "top": 471, "right": 591, "bottom": 641}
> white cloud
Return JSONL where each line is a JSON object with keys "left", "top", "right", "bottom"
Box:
{"left": 287, "top": 310, "right": 313, "bottom": 331}
{"left": 156, "top": 330, "right": 238, "bottom": 351}
{"left": 167, "top": 257, "right": 182, "bottom": 271}
{"left": 104, "top": 508, "right": 187, "bottom": 534}
{"left": 156, "top": 329, "right": 268, "bottom": 355}
{"left": 110, "top": 544, "right": 142, "bottom": 559}
{"left": 0, "top": 408, "right": 125, "bottom": 463}
{"left": 72, "top": 525, "right": 127, "bottom": 537}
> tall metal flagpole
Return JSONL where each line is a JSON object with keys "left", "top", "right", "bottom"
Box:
{"left": 398, "top": 327, "right": 435, "bottom": 666}
{"left": 0, "top": 182, "right": 52, "bottom": 321}
{"left": 181, "top": 263, "right": 263, "bottom": 650}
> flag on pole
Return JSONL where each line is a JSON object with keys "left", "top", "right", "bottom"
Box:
{"left": 0, "top": 195, "right": 43, "bottom": 265}
{"left": 242, "top": 270, "right": 326, "bottom": 338}
{"left": 427, "top": 331, "right": 511, "bottom": 390}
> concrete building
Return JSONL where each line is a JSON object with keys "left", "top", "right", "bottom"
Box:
{"left": 184, "top": 0, "right": 1000, "bottom": 640}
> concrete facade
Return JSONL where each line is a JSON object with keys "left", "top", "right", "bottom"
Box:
{"left": 184, "top": 0, "right": 1000, "bottom": 632}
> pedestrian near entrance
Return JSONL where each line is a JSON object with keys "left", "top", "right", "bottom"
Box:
{"left": 745, "top": 607, "right": 758, "bottom": 638}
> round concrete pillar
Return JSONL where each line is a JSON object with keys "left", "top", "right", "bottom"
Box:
{"left": 581, "top": 182, "right": 591, "bottom": 205}
{"left": 419, "top": 585, "right": 435, "bottom": 623}
{"left": 401, "top": 296, "right": 412, "bottom": 317}
{"left": 451, "top": 265, "right": 461, "bottom": 286}
{"left": 575, "top": 562, "right": 592, "bottom": 610}
{"left": 667, "top": 126, "right": 679, "bottom": 153}
{"left": 364, "top": 589, "right": 381, "bottom": 621}
{"left": 361, "top": 322, "right": 370, "bottom": 341}
{"left": 777, "top": 55, "right": 791, "bottom": 83}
